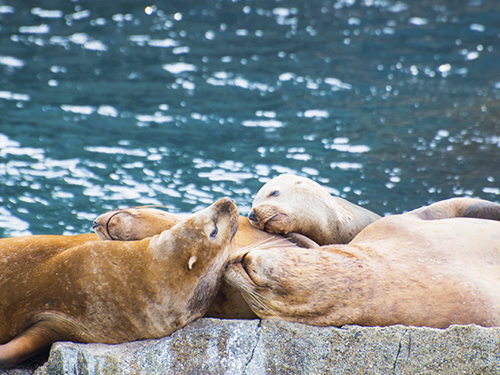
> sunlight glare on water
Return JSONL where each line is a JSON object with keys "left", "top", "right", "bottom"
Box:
{"left": 0, "top": 0, "right": 499, "bottom": 236}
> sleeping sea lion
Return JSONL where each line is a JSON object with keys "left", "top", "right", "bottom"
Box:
{"left": 248, "top": 174, "right": 381, "bottom": 245}
{"left": 224, "top": 197, "right": 500, "bottom": 328}
{"left": 92, "top": 207, "right": 184, "bottom": 241}
{"left": 92, "top": 209, "right": 318, "bottom": 320}
{"left": 0, "top": 198, "right": 239, "bottom": 367}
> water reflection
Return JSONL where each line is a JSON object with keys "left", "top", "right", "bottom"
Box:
{"left": 0, "top": 0, "right": 499, "bottom": 236}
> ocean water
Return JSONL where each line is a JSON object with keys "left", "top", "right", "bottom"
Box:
{"left": 0, "top": 0, "right": 499, "bottom": 237}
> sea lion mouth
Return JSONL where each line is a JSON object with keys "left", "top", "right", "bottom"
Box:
{"left": 263, "top": 214, "right": 279, "bottom": 232}
{"left": 225, "top": 251, "right": 259, "bottom": 287}
{"left": 239, "top": 252, "right": 260, "bottom": 286}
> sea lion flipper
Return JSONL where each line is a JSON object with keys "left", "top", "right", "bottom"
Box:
{"left": 0, "top": 320, "right": 63, "bottom": 367}
{"left": 284, "top": 233, "right": 320, "bottom": 249}
{"left": 0, "top": 312, "right": 95, "bottom": 366}
{"left": 410, "top": 198, "right": 500, "bottom": 221}
{"left": 462, "top": 201, "right": 500, "bottom": 221}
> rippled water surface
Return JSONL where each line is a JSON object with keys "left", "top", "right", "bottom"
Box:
{"left": 1, "top": 0, "right": 499, "bottom": 236}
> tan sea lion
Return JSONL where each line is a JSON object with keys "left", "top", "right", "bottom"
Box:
{"left": 248, "top": 174, "right": 381, "bottom": 245}
{"left": 0, "top": 198, "right": 239, "bottom": 367}
{"left": 225, "top": 197, "right": 500, "bottom": 328}
{"left": 93, "top": 208, "right": 318, "bottom": 250}
{"left": 92, "top": 207, "right": 184, "bottom": 241}
{"left": 93, "top": 208, "right": 318, "bottom": 320}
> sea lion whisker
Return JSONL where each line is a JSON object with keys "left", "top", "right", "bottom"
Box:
{"left": 231, "top": 237, "right": 292, "bottom": 260}
{"left": 232, "top": 198, "right": 250, "bottom": 213}
{"left": 238, "top": 284, "right": 278, "bottom": 318}
{"left": 249, "top": 291, "right": 279, "bottom": 317}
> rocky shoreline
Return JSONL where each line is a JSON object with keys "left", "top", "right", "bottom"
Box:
{"left": 2, "top": 318, "right": 500, "bottom": 374}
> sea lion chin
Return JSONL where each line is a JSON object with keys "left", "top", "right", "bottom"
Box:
{"left": 0, "top": 198, "right": 239, "bottom": 367}
{"left": 225, "top": 197, "right": 500, "bottom": 328}
{"left": 248, "top": 174, "right": 381, "bottom": 245}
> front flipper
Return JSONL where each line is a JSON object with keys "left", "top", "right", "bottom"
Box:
{"left": 409, "top": 197, "right": 500, "bottom": 221}
{"left": 284, "top": 233, "right": 320, "bottom": 249}
{"left": 0, "top": 312, "right": 94, "bottom": 367}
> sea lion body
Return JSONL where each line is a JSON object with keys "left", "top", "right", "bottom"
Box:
{"left": 0, "top": 198, "right": 239, "bottom": 366}
{"left": 224, "top": 198, "right": 500, "bottom": 328}
{"left": 93, "top": 210, "right": 318, "bottom": 320}
{"left": 248, "top": 174, "right": 380, "bottom": 245}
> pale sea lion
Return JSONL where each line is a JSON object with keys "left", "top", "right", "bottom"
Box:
{"left": 0, "top": 198, "right": 239, "bottom": 367}
{"left": 225, "top": 197, "right": 500, "bottom": 328}
{"left": 92, "top": 208, "right": 318, "bottom": 320}
{"left": 248, "top": 174, "right": 381, "bottom": 245}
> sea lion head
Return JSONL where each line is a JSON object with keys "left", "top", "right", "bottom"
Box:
{"left": 248, "top": 174, "right": 332, "bottom": 236}
{"left": 0, "top": 198, "right": 240, "bottom": 366}
{"left": 153, "top": 197, "right": 239, "bottom": 272}
{"left": 92, "top": 207, "right": 183, "bottom": 241}
{"left": 223, "top": 239, "right": 326, "bottom": 319}
{"left": 151, "top": 197, "right": 239, "bottom": 317}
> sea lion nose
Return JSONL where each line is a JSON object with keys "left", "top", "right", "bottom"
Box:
{"left": 248, "top": 210, "right": 257, "bottom": 222}
{"left": 92, "top": 221, "right": 99, "bottom": 230}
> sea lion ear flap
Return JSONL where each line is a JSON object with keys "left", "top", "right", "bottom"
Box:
{"left": 188, "top": 255, "right": 197, "bottom": 270}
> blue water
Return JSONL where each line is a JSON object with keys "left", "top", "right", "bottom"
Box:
{"left": 1, "top": 0, "right": 499, "bottom": 237}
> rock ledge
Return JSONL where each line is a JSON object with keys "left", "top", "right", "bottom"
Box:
{"left": 3, "top": 319, "right": 500, "bottom": 374}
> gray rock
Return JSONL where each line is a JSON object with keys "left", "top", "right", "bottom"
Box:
{"left": 2, "top": 319, "right": 500, "bottom": 375}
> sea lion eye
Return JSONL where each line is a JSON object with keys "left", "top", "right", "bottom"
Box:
{"left": 269, "top": 190, "right": 280, "bottom": 197}
{"left": 210, "top": 225, "right": 218, "bottom": 239}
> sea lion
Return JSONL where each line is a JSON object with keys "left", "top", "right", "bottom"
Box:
{"left": 92, "top": 208, "right": 318, "bottom": 320}
{"left": 225, "top": 197, "right": 500, "bottom": 328}
{"left": 92, "top": 207, "right": 184, "bottom": 241}
{"left": 248, "top": 174, "right": 381, "bottom": 245}
{"left": 0, "top": 198, "right": 239, "bottom": 367}
{"left": 93, "top": 208, "right": 318, "bottom": 250}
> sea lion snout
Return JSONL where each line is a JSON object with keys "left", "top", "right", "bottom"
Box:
{"left": 233, "top": 249, "right": 278, "bottom": 289}
{"left": 248, "top": 204, "right": 287, "bottom": 232}
{"left": 248, "top": 209, "right": 257, "bottom": 222}
{"left": 214, "top": 197, "right": 237, "bottom": 214}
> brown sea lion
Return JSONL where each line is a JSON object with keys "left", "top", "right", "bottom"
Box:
{"left": 92, "top": 207, "right": 184, "bottom": 241}
{"left": 93, "top": 209, "right": 318, "bottom": 320}
{"left": 225, "top": 197, "right": 500, "bottom": 328}
{"left": 248, "top": 174, "right": 381, "bottom": 245}
{"left": 0, "top": 198, "right": 239, "bottom": 367}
